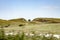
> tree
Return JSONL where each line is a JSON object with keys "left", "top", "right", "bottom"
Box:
{"left": 28, "top": 19, "right": 31, "bottom": 22}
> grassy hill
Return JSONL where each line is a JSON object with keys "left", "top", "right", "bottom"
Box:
{"left": 0, "top": 18, "right": 27, "bottom": 27}
{"left": 9, "top": 18, "right": 27, "bottom": 23}
{"left": 32, "top": 18, "right": 60, "bottom": 23}
{"left": 0, "top": 19, "right": 9, "bottom": 27}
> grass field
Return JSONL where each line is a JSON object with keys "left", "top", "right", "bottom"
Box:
{"left": 3, "top": 23, "right": 60, "bottom": 34}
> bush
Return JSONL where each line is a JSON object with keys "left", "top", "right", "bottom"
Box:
{"left": 0, "top": 29, "right": 60, "bottom": 40}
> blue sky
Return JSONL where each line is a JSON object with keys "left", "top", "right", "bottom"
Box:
{"left": 0, "top": 0, "right": 60, "bottom": 20}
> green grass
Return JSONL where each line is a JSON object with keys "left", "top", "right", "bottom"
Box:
{"left": 0, "top": 29, "right": 60, "bottom": 40}
{"left": 2, "top": 23, "right": 60, "bottom": 34}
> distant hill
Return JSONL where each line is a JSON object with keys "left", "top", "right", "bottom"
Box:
{"left": 32, "top": 18, "right": 60, "bottom": 23}
{"left": 9, "top": 18, "right": 27, "bottom": 23}
{"left": 0, "top": 19, "right": 9, "bottom": 26}
{"left": 0, "top": 18, "right": 27, "bottom": 27}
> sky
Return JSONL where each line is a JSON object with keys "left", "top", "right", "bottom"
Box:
{"left": 0, "top": 0, "right": 60, "bottom": 20}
